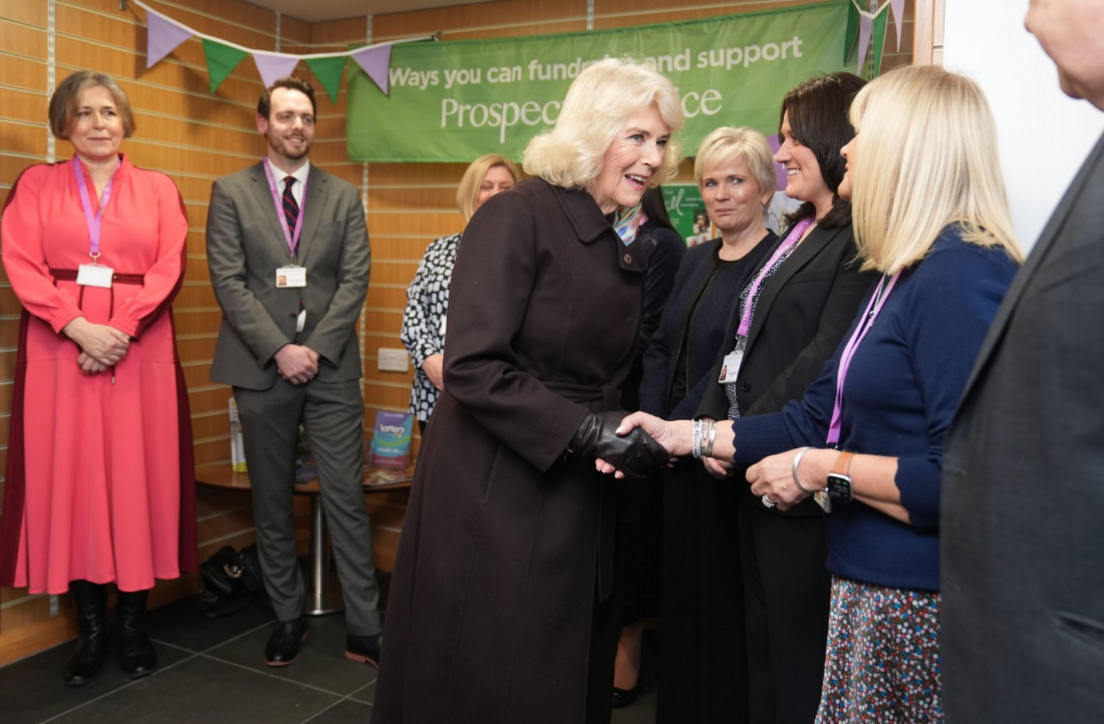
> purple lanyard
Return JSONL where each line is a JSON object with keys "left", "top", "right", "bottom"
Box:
{"left": 826, "top": 271, "right": 901, "bottom": 446}
{"left": 73, "top": 156, "right": 120, "bottom": 258}
{"left": 263, "top": 158, "right": 308, "bottom": 259}
{"left": 737, "top": 216, "right": 814, "bottom": 336}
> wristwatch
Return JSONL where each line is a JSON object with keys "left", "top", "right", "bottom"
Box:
{"left": 826, "top": 451, "right": 855, "bottom": 506}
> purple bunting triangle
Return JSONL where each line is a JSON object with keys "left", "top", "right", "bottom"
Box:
{"left": 145, "top": 7, "right": 194, "bottom": 69}
{"left": 856, "top": 14, "right": 873, "bottom": 76}
{"left": 253, "top": 53, "right": 300, "bottom": 89}
{"left": 889, "top": 0, "right": 905, "bottom": 51}
{"left": 352, "top": 44, "right": 392, "bottom": 95}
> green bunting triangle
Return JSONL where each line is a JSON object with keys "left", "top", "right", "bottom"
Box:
{"left": 871, "top": 6, "right": 889, "bottom": 77}
{"left": 844, "top": 0, "right": 860, "bottom": 66}
{"left": 202, "top": 38, "right": 249, "bottom": 93}
{"left": 306, "top": 56, "right": 347, "bottom": 104}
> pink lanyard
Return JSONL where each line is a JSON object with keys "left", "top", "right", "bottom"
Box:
{"left": 262, "top": 158, "right": 308, "bottom": 259}
{"left": 73, "top": 156, "right": 120, "bottom": 259}
{"left": 826, "top": 271, "right": 901, "bottom": 446}
{"left": 737, "top": 216, "right": 814, "bottom": 337}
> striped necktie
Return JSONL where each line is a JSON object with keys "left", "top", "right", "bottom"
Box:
{"left": 282, "top": 176, "right": 299, "bottom": 242}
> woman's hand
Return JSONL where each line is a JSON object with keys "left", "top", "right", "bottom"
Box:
{"left": 422, "top": 353, "right": 445, "bottom": 391}
{"left": 746, "top": 447, "right": 834, "bottom": 511}
{"left": 703, "top": 456, "right": 736, "bottom": 480}
{"left": 573, "top": 411, "right": 669, "bottom": 481}
{"left": 595, "top": 412, "right": 692, "bottom": 478}
{"left": 77, "top": 352, "right": 109, "bottom": 374}
{"left": 620, "top": 412, "right": 692, "bottom": 457}
{"left": 63, "top": 317, "right": 130, "bottom": 365}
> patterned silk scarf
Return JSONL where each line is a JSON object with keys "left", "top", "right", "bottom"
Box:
{"left": 613, "top": 203, "right": 649, "bottom": 245}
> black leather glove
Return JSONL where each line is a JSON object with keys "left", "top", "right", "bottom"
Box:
{"left": 570, "top": 411, "right": 669, "bottom": 481}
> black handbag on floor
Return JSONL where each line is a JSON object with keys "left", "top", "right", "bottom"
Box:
{"left": 199, "top": 545, "right": 267, "bottom": 618}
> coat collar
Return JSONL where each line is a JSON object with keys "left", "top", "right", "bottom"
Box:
{"left": 551, "top": 182, "right": 615, "bottom": 244}
{"left": 548, "top": 180, "right": 645, "bottom": 275}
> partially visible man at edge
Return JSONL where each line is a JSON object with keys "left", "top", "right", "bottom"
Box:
{"left": 942, "top": 1, "right": 1104, "bottom": 722}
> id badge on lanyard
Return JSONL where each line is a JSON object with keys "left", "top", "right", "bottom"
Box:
{"left": 73, "top": 156, "right": 119, "bottom": 288}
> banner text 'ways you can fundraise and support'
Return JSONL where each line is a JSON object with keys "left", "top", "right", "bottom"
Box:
{"left": 347, "top": 2, "right": 849, "bottom": 162}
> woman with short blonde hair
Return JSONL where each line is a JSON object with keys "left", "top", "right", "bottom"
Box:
{"left": 524, "top": 57, "right": 682, "bottom": 190}
{"left": 693, "top": 126, "right": 777, "bottom": 201}
{"left": 609, "top": 63, "right": 1023, "bottom": 723}
{"left": 376, "top": 57, "right": 679, "bottom": 724}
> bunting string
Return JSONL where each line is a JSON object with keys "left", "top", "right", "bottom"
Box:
{"left": 131, "top": 0, "right": 432, "bottom": 101}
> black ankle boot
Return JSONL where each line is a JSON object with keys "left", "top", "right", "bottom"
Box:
{"left": 63, "top": 580, "right": 109, "bottom": 686}
{"left": 117, "top": 589, "right": 157, "bottom": 679}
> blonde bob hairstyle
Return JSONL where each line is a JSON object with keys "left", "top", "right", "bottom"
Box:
{"left": 694, "top": 126, "right": 776, "bottom": 201}
{"left": 524, "top": 57, "right": 684, "bottom": 189}
{"left": 456, "top": 154, "right": 519, "bottom": 223}
{"left": 849, "top": 64, "right": 1023, "bottom": 274}
{"left": 49, "top": 70, "right": 136, "bottom": 140}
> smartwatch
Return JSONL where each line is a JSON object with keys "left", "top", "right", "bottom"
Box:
{"left": 826, "top": 451, "right": 855, "bottom": 506}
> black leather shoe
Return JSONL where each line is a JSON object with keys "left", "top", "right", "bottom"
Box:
{"left": 344, "top": 632, "right": 381, "bottom": 667}
{"left": 63, "top": 580, "right": 110, "bottom": 686}
{"left": 611, "top": 684, "right": 640, "bottom": 709}
{"left": 117, "top": 589, "right": 157, "bottom": 679}
{"left": 264, "top": 617, "right": 308, "bottom": 667}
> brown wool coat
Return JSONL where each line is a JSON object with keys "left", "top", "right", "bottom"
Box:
{"left": 371, "top": 177, "right": 646, "bottom": 724}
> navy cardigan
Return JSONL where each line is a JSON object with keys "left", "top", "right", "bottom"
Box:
{"left": 729, "top": 229, "right": 1018, "bottom": 591}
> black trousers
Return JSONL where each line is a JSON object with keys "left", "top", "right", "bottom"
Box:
{"left": 658, "top": 460, "right": 749, "bottom": 724}
{"left": 740, "top": 501, "right": 831, "bottom": 724}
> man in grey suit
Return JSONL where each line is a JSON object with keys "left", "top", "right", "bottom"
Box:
{"left": 943, "top": 1, "right": 1104, "bottom": 720}
{"left": 206, "top": 77, "right": 381, "bottom": 668}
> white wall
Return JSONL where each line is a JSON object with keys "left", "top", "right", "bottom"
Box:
{"left": 943, "top": 0, "right": 1104, "bottom": 250}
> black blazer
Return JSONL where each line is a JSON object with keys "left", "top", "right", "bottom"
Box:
{"left": 696, "top": 222, "right": 876, "bottom": 515}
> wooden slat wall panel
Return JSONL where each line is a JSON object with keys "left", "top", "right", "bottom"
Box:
{"left": 0, "top": 0, "right": 918, "bottom": 666}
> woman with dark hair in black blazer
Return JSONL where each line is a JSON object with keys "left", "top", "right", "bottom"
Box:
{"left": 639, "top": 126, "right": 777, "bottom": 723}
{"left": 694, "top": 72, "right": 876, "bottom": 724}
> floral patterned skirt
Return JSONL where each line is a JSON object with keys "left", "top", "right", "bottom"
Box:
{"left": 815, "top": 576, "right": 943, "bottom": 724}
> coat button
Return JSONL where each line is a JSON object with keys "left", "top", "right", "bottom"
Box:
{"left": 741, "top": 380, "right": 751, "bottom": 391}
{"left": 623, "top": 253, "right": 632, "bottom": 265}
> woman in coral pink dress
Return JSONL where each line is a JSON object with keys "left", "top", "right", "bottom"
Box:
{"left": 0, "top": 71, "right": 196, "bottom": 685}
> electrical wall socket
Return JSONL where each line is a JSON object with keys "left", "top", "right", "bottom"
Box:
{"left": 378, "top": 347, "right": 410, "bottom": 372}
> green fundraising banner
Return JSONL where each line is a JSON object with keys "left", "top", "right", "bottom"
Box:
{"left": 347, "top": 2, "right": 849, "bottom": 162}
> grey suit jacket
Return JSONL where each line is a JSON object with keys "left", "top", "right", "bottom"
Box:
{"left": 206, "top": 162, "right": 370, "bottom": 390}
{"left": 942, "top": 132, "right": 1104, "bottom": 722}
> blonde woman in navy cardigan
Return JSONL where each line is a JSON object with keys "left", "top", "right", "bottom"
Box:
{"left": 603, "top": 65, "right": 1023, "bottom": 723}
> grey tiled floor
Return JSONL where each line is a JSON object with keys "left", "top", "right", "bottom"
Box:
{"left": 2, "top": 596, "right": 660, "bottom": 724}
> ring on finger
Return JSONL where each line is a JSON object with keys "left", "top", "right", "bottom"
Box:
{"left": 761, "top": 494, "right": 776, "bottom": 509}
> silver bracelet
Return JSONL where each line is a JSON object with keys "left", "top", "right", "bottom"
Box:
{"left": 792, "top": 446, "right": 816, "bottom": 494}
{"left": 704, "top": 420, "right": 718, "bottom": 458}
{"left": 691, "top": 419, "right": 704, "bottom": 459}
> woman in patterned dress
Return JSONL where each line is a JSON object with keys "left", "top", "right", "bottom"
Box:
{"left": 0, "top": 71, "right": 195, "bottom": 685}
{"left": 401, "top": 154, "right": 518, "bottom": 435}
{"left": 605, "top": 65, "right": 1024, "bottom": 723}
